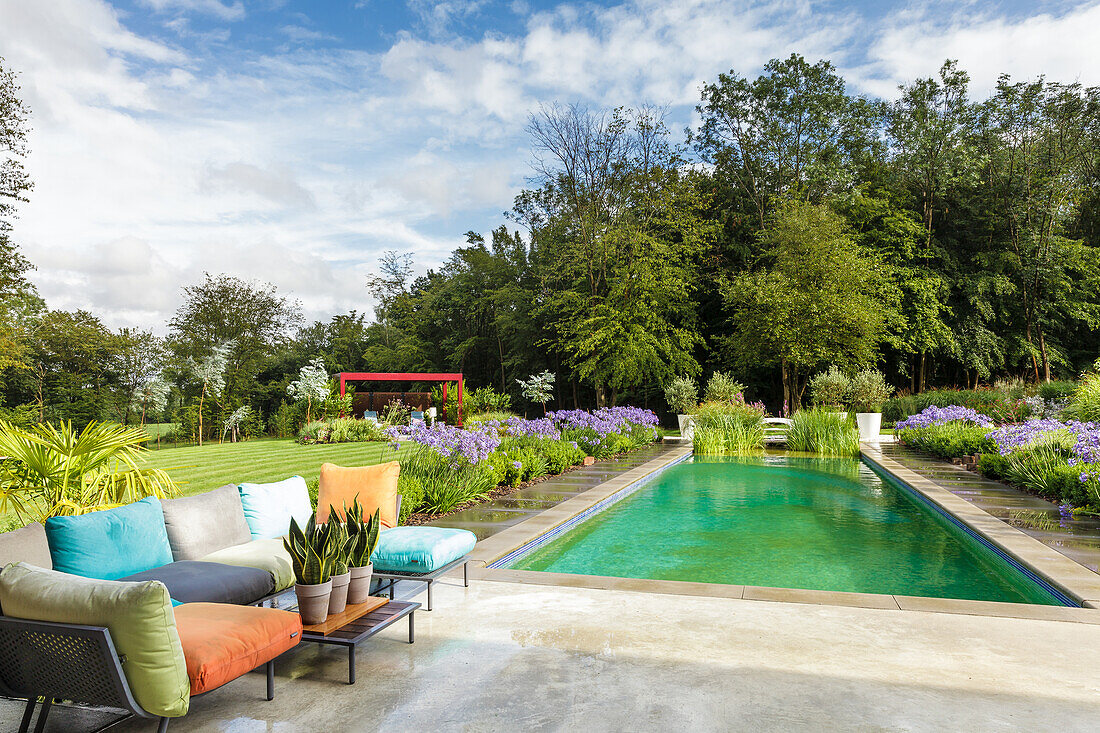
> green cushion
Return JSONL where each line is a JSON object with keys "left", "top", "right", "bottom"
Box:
{"left": 199, "top": 538, "right": 295, "bottom": 591}
{"left": 372, "top": 527, "right": 476, "bottom": 573}
{"left": 238, "top": 476, "right": 313, "bottom": 540}
{"left": 0, "top": 562, "right": 190, "bottom": 718}
{"left": 45, "top": 497, "right": 174, "bottom": 580}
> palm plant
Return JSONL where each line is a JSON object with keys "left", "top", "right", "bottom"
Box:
{"left": 0, "top": 420, "right": 178, "bottom": 522}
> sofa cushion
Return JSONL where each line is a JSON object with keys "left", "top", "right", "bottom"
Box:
{"left": 45, "top": 497, "right": 174, "bottom": 580}
{"left": 0, "top": 522, "right": 52, "bottom": 571}
{"left": 161, "top": 485, "right": 252, "bottom": 561}
{"left": 121, "top": 561, "right": 275, "bottom": 605}
{"left": 200, "top": 538, "right": 295, "bottom": 592}
{"left": 316, "top": 461, "right": 400, "bottom": 528}
{"left": 238, "top": 476, "right": 313, "bottom": 540}
{"left": 0, "top": 562, "right": 190, "bottom": 719}
{"left": 372, "top": 526, "right": 476, "bottom": 574}
{"left": 174, "top": 602, "right": 301, "bottom": 695}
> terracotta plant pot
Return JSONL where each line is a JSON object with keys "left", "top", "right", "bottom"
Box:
{"left": 295, "top": 580, "right": 332, "bottom": 625}
{"left": 347, "top": 563, "right": 374, "bottom": 605}
{"left": 328, "top": 571, "right": 351, "bottom": 615}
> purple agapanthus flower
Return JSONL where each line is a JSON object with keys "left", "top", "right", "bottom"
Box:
{"left": 895, "top": 405, "right": 994, "bottom": 430}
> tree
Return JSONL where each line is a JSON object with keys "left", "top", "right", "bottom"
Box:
{"left": 524, "top": 103, "right": 709, "bottom": 405}
{"left": 287, "top": 357, "right": 329, "bottom": 424}
{"left": 189, "top": 342, "right": 231, "bottom": 446}
{"left": 108, "top": 328, "right": 166, "bottom": 424}
{"left": 517, "top": 370, "right": 554, "bottom": 415}
{"left": 692, "top": 53, "right": 879, "bottom": 228}
{"left": 169, "top": 273, "right": 302, "bottom": 405}
{"left": 721, "top": 201, "right": 893, "bottom": 412}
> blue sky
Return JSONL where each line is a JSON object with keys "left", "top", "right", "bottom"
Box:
{"left": 1, "top": 0, "right": 1098, "bottom": 329}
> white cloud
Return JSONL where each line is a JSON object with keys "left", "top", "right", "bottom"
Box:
{"left": 3, "top": 0, "right": 1100, "bottom": 332}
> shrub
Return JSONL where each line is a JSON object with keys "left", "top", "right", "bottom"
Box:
{"left": 977, "top": 452, "right": 1010, "bottom": 479}
{"left": 896, "top": 423, "right": 995, "bottom": 459}
{"left": 541, "top": 439, "right": 586, "bottom": 474}
{"left": 809, "top": 367, "right": 850, "bottom": 409}
{"left": 704, "top": 372, "right": 744, "bottom": 403}
{"left": 692, "top": 400, "right": 765, "bottom": 454}
{"left": 664, "top": 376, "right": 698, "bottom": 415}
{"left": 465, "top": 411, "right": 520, "bottom": 429}
{"left": 786, "top": 408, "right": 860, "bottom": 457}
{"left": 848, "top": 370, "right": 893, "bottom": 412}
{"left": 1063, "top": 373, "right": 1100, "bottom": 422}
{"left": 401, "top": 448, "right": 494, "bottom": 514}
{"left": 297, "top": 417, "right": 385, "bottom": 444}
{"left": 465, "top": 386, "right": 512, "bottom": 415}
{"left": 397, "top": 473, "right": 424, "bottom": 521}
{"left": 1039, "top": 381, "right": 1077, "bottom": 401}
{"left": 883, "top": 388, "right": 1031, "bottom": 424}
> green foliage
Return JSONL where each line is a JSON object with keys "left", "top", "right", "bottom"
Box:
{"left": 283, "top": 512, "right": 339, "bottom": 585}
{"left": 1039, "top": 381, "right": 1077, "bottom": 401}
{"left": 703, "top": 371, "right": 744, "bottom": 403}
{"left": 344, "top": 499, "right": 381, "bottom": 568}
{"left": 848, "top": 369, "right": 893, "bottom": 412}
{"left": 0, "top": 420, "right": 178, "bottom": 522}
{"left": 809, "top": 366, "right": 850, "bottom": 408}
{"left": 396, "top": 473, "right": 424, "bottom": 521}
{"left": 883, "top": 389, "right": 1029, "bottom": 424}
{"left": 297, "top": 417, "right": 386, "bottom": 445}
{"left": 400, "top": 448, "right": 494, "bottom": 515}
{"left": 465, "top": 411, "right": 519, "bottom": 429}
{"left": 691, "top": 401, "right": 765, "bottom": 454}
{"left": 465, "top": 386, "right": 512, "bottom": 415}
{"left": 786, "top": 408, "right": 860, "bottom": 457}
{"left": 1063, "top": 373, "right": 1100, "bottom": 422}
{"left": 664, "top": 375, "right": 698, "bottom": 415}
{"left": 896, "top": 424, "right": 995, "bottom": 459}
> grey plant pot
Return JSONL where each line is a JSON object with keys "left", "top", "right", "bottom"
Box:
{"left": 295, "top": 580, "right": 332, "bottom": 625}
{"left": 328, "top": 571, "right": 352, "bottom": 615}
{"left": 347, "top": 563, "right": 374, "bottom": 605}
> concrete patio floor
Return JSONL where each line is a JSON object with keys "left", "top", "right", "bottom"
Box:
{"left": 7, "top": 575, "right": 1099, "bottom": 732}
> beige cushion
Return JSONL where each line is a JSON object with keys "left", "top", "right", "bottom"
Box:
{"left": 161, "top": 484, "right": 252, "bottom": 561}
{"left": 0, "top": 562, "right": 190, "bottom": 718}
{"left": 0, "top": 523, "right": 53, "bottom": 570}
{"left": 200, "top": 538, "right": 295, "bottom": 591}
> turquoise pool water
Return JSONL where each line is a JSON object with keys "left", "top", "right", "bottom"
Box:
{"left": 507, "top": 456, "right": 1065, "bottom": 605}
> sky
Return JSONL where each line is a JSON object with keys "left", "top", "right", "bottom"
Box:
{"left": 1, "top": 0, "right": 1099, "bottom": 331}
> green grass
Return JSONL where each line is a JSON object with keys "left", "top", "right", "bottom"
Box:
{"left": 140, "top": 422, "right": 179, "bottom": 439}
{"left": 142, "top": 439, "right": 416, "bottom": 497}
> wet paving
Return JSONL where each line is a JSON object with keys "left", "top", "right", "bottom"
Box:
{"left": 427, "top": 444, "right": 676, "bottom": 540}
{"left": 879, "top": 443, "right": 1100, "bottom": 574}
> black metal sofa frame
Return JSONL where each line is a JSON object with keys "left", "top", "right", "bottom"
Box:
{"left": 0, "top": 616, "right": 275, "bottom": 732}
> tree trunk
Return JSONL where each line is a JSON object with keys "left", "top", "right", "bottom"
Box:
{"left": 1037, "top": 322, "right": 1051, "bottom": 383}
{"left": 781, "top": 359, "right": 790, "bottom": 417}
{"left": 918, "top": 352, "right": 927, "bottom": 394}
{"left": 572, "top": 380, "right": 579, "bottom": 409}
{"left": 197, "top": 386, "right": 205, "bottom": 447}
{"left": 595, "top": 383, "right": 610, "bottom": 408}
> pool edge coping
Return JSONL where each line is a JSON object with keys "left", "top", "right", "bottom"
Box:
{"left": 465, "top": 443, "right": 1100, "bottom": 624}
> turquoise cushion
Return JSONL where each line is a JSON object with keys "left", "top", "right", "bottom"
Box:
{"left": 45, "top": 497, "right": 173, "bottom": 580}
{"left": 238, "top": 476, "right": 313, "bottom": 540}
{"left": 372, "top": 527, "right": 476, "bottom": 573}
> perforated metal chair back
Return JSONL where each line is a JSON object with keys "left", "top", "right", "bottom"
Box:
{"left": 0, "top": 616, "right": 161, "bottom": 731}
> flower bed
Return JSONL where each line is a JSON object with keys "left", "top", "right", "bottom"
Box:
{"left": 384, "top": 407, "right": 660, "bottom": 516}
{"left": 895, "top": 406, "right": 1100, "bottom": 512}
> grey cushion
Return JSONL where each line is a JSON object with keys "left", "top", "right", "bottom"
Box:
{"left": 121, "top": 561, "right": 275, "bottom": 605}
{"left": 0, "top": 522, "right": 53, "bottom": 571}
{"left": 160, "top": 484, "right": 252, "bottom": 561}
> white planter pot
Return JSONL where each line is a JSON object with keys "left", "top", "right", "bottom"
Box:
{"left": 328, "top": 571, "right": 351, "bottom": 615}
{"left": 347, "top": 563, "right": 374, "bottom": 605}
{"left": 295, "top": 580, "right": 332, "bottom": 625}
{"left": 856, "top": 412, "right": 882, "bottom": 442}
{"left": 677, "top": 414, "right": 695, "bottom": 442}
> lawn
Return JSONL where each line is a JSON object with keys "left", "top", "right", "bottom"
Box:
{"left": 142, "top": 439, "right": 416, "bottom": 497}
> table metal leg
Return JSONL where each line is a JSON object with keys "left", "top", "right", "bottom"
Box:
{"left": 348, "top": 645, "right": 356, "bottom": 685}
{"left": 409, "top": 611, "right": 415, "bottom": 644}
{"left": 266, "top": 659, "right": 275, "bottom": 700}
{"left": 32, "top": 698, "right": 52, "bottom": 733}
{"left": 426, "top": 579, "right": 432, "bottom": 611}
{"left": 463, "top": 561, "right": 468, "bottom": 587}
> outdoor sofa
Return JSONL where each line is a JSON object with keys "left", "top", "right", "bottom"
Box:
{"left": 0, "top": 461, "right": 476, "bottom": 729}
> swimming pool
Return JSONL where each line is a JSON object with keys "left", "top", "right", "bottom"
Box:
{"left": 503, "top": 455, "right": 1069, "bottom": 606}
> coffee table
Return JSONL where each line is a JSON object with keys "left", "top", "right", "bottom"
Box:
{"left": 279, "top": 593, "right": 419, "bottom": 684}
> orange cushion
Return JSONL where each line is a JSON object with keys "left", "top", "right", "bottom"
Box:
{"left": 316, "top": 461, "right": 400, "bottom": 528}
{"left": 174, "top": 603, "right": 302, "bottom": 696}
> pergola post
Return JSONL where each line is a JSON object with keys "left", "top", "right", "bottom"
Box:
{"left": 457, "top": 375, "right": 464, "bottom": 426}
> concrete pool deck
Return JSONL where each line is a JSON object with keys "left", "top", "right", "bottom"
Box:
{"left": 7, "top": 577, "right": 1099, "bottom": 731}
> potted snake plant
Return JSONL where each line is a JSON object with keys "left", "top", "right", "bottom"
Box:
{"left": 345, "top": 499, "right": 382, "bottom": 605}
{"left": 284, "top": 512, "right": 338, "bottom": 624}
{"left": 324, "top": 508, "right": 358, "bottom": 615}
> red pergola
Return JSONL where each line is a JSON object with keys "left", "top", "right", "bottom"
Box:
{"left": 338, "top": 372, "right": 464, "bottom": 425}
